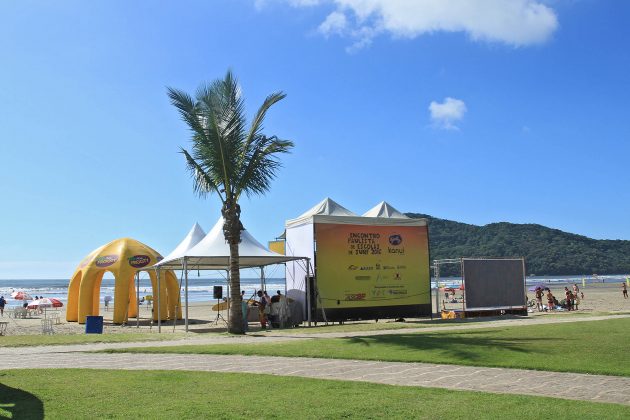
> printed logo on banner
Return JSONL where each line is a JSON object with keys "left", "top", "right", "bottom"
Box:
{"left": 95, "top": 255, "right": 119, "bottom": 267}
{"left": 129, "top": 255, "right": 151, "bottom": 268}
{"left": 388, "top": 234, "right": 405, "bottom": 254}
{"left": 344, "top": 293, "right": 366, "bottom": 301}
{"left": 389, "top": 234, "right": 403, "bottom": 246}
{"left": 347, "top": 265, "right": 358, "bottom": 270}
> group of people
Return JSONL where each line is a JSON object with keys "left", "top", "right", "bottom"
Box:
{"left": 533, "top": 284, "right": 583, "bottom": 312}
{"left": 240, "top": 289, "right": 289, "bottom": 331}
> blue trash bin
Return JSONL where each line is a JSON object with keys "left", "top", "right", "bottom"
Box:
{"left": 85, "top": 316, "right": 103, "bottom": 334}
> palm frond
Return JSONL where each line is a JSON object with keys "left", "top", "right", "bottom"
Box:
{"left": 235, "top": 135, "right": 294, "bottom": 199}
{"left": 180, "top": 148, "right": 224, "bottom": 202}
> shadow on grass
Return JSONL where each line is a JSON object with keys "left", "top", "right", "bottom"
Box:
{"left": 0, "top": 380, "right": 44, "bottom": 419}
{"left": 344, "top": 330, "right": 552, "bottom": 362}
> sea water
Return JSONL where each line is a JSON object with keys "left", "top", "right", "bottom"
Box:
{"left": 0, "top": 276, "right": 287, "bottom": 307}
{"left": 1, "top": 274, "right": 627, "bottom": 307}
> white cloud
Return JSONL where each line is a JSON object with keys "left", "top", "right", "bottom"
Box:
{"left": 429, "top": 97, "right": 467, "bottom": 130}
{"left": 263, "top": 0, "right": 558, "bottom": 50}
{"left": 319, "top": 11, "right": 348, "bottom": 36}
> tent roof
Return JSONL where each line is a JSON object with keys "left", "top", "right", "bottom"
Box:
{"left": 286, "top": 197, "right": 358, "bottom": 228}
{"left": 160, "top": 222, "right": 206, "bottom": 263}
{"left": 362, "top": 201, "right": 409, "bottom": 218}
{"left": 154, "top": 217, "right": 304, "bottom": 270}
{"left": 286, "top": 198, "right": 427, "bottom": 228}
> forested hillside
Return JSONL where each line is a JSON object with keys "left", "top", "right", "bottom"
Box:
{"left": 407, "top": 213, "right": 630, "bottom": 276}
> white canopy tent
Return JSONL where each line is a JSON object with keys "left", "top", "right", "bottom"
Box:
{"left": 151, "top": 217, "right": 307, "bottom": 332}
{"left": 160, "top": 222, "right": 206, "bottom": 262}
{"left": 362, "top": 201, "right": 409, "bottom": 219}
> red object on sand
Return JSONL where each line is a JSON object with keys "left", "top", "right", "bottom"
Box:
{"left": 11, "top": 291, "right": 33, "bottom": 300}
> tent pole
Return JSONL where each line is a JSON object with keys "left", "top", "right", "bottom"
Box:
{"left": 184, "top": 257, "right": 189, "bottom": 332}
{"left": 306, "top": 258, "right": 311, "bottom": 326}
{"left": 136, "top": 271, "right": 140, "bottom": 328}
{"left": 157, "top": 268, "right": 161, "bottom": 333}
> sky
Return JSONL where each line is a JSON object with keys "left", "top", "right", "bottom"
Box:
{"left": 1, "top": 0, "right": 629, "bottom": 278}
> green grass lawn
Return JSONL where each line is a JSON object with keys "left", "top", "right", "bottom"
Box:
{"left": 110, "top": 318, "right": 630, "bottom": 376}
{"left": 0, "top": 332, "right": 188, "bottom": 347}
{"left": 0, "top": 369, "right": 627, "bottom": 419}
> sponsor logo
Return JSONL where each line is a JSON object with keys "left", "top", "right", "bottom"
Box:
{"left": 347, "top": 265, "right": 358, "bottom": 270}
{"left": 359, "top": 266, "right": 374, "bottom": 271}
{"left": 95, "top": 255, "right": 118, "bottom": 268}
{"left": 394, "top": 272, "right": 402, "bottom": 281}
{"left": 129, "top": 255, "right": 151, "bottom": 268}
{"left": 344, "top": 293, "right": 366, "bottom": 301}
{"left": 354, "top": 275, "right": 371, "bottom": 281}
{"left": 388, "top": 289, "right": 408, "bottom": 295}
{"left": 389, "top": 234, "right": 403, "bottom": 246}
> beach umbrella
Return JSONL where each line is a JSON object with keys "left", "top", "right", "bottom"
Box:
{"left": 28, "top": 298, "right": 63, "bottom": 309}
{"left": 104, "top": 296, "right": 113, "bottom": 303}
{"left": 528, "top": 284, "right": 547, "bottom": 292}
{"left": 11, "top": 291, "right": 33, "bottom": 300}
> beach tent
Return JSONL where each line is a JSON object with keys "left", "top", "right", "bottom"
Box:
{"left": 151, "top": 217, "right": 307, "bottom": 331}
{"left": 66, "top": 238, "right": 181, "bottom": 324}
{"left": 161, "top": 222, "right": 206, "bottom": 262}
{"left": 362, "top": 201, "right": 409, "bottom": 219}
{"left": 285, "top": 198, "right": 431, "bottom": 322}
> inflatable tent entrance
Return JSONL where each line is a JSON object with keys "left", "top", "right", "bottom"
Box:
{"left": 66, "top": 238, "right": 182, "bottom": 324}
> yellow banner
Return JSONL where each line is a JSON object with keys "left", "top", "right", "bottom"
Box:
{"left": 314, "top": 223, "right": 430, "bottom": 309}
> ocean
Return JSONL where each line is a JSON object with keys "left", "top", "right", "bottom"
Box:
{"left": 1, "top": 274, "right": 628, "bottom": 307}
{"left": 0, "top": 276, "right": 287, "bottom": 307}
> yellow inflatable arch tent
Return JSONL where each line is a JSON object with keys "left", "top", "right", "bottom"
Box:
{"left": 66, "top": 238, "right": 182, "bottom": 324}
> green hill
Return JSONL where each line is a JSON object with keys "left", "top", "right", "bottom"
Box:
{"left": 406, "top": 213, "right": 630, "bottom": 276}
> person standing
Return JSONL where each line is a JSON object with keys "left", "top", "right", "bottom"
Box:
{"left": 256, "top": 290, "right": 267, "bottom": 329}
{"left": 622, "top": 282, "right": 628, "bottom": 299}
{"left": 535, "top": 287, "right": 544, "bottom": 312}
{"left": 564, "top": 287, "right": 573, "bottom": 311}
{"left": 0, "top": 295, "right": 6, "bottom": 317}
{"left": 546, "top": 289, "right": 554, "bottom": 311}
{"left": 241, "top": 290, "right": 249, "bottom": 332}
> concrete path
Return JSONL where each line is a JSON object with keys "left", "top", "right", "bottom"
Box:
{"left": 2, "top": 314, "right": 629, "bottom": 407}
{"left": 2, "top": 352, "right": 629, "bottom": 406}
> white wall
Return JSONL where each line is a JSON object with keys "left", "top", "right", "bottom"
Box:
{"left": 285, "top": 222, "right": 314, "bottom": 317}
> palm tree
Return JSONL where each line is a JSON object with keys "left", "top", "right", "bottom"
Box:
{"left": 168, "top": 70, "right": 293, "bottom": 334}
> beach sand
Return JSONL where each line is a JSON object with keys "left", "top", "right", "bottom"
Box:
{"left": 1, "top": 282, "right": 629, "bottom": 336}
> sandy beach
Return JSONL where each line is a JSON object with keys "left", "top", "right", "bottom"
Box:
{"left": 1, "top": 282, "right": 629, "bottom": 336}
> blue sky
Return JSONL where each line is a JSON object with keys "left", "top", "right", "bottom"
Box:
{"left": 1, "top": 0, "right": 629, "bottom": 278}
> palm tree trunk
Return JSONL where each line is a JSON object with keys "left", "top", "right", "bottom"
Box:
{"left": 223, "top": 201, "right": 244, "bottom": 334}
{"left": 228, "top": 240, "right": 243, "bottom": 334}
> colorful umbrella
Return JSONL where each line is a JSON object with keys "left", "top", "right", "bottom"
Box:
{"left": 11, "top": 291, "right": 33, "bottom": 300}
{"left": 28, "top": 298, "right": 63, "bottom": 309}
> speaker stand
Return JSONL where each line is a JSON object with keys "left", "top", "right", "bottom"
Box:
{"left": 212, "top": 298, "right": 227, "bottom": 326}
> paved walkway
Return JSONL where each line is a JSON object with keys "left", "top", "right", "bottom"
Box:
{"left": 2, "top": 352, "right": 629, "bottom": 406}
{"left": 2, "top": 314, "right": 629, "bottom": 406}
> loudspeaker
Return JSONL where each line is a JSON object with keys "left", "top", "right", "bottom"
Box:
{"left": 213, "top": 286, "right": 223, "bottom": 300}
